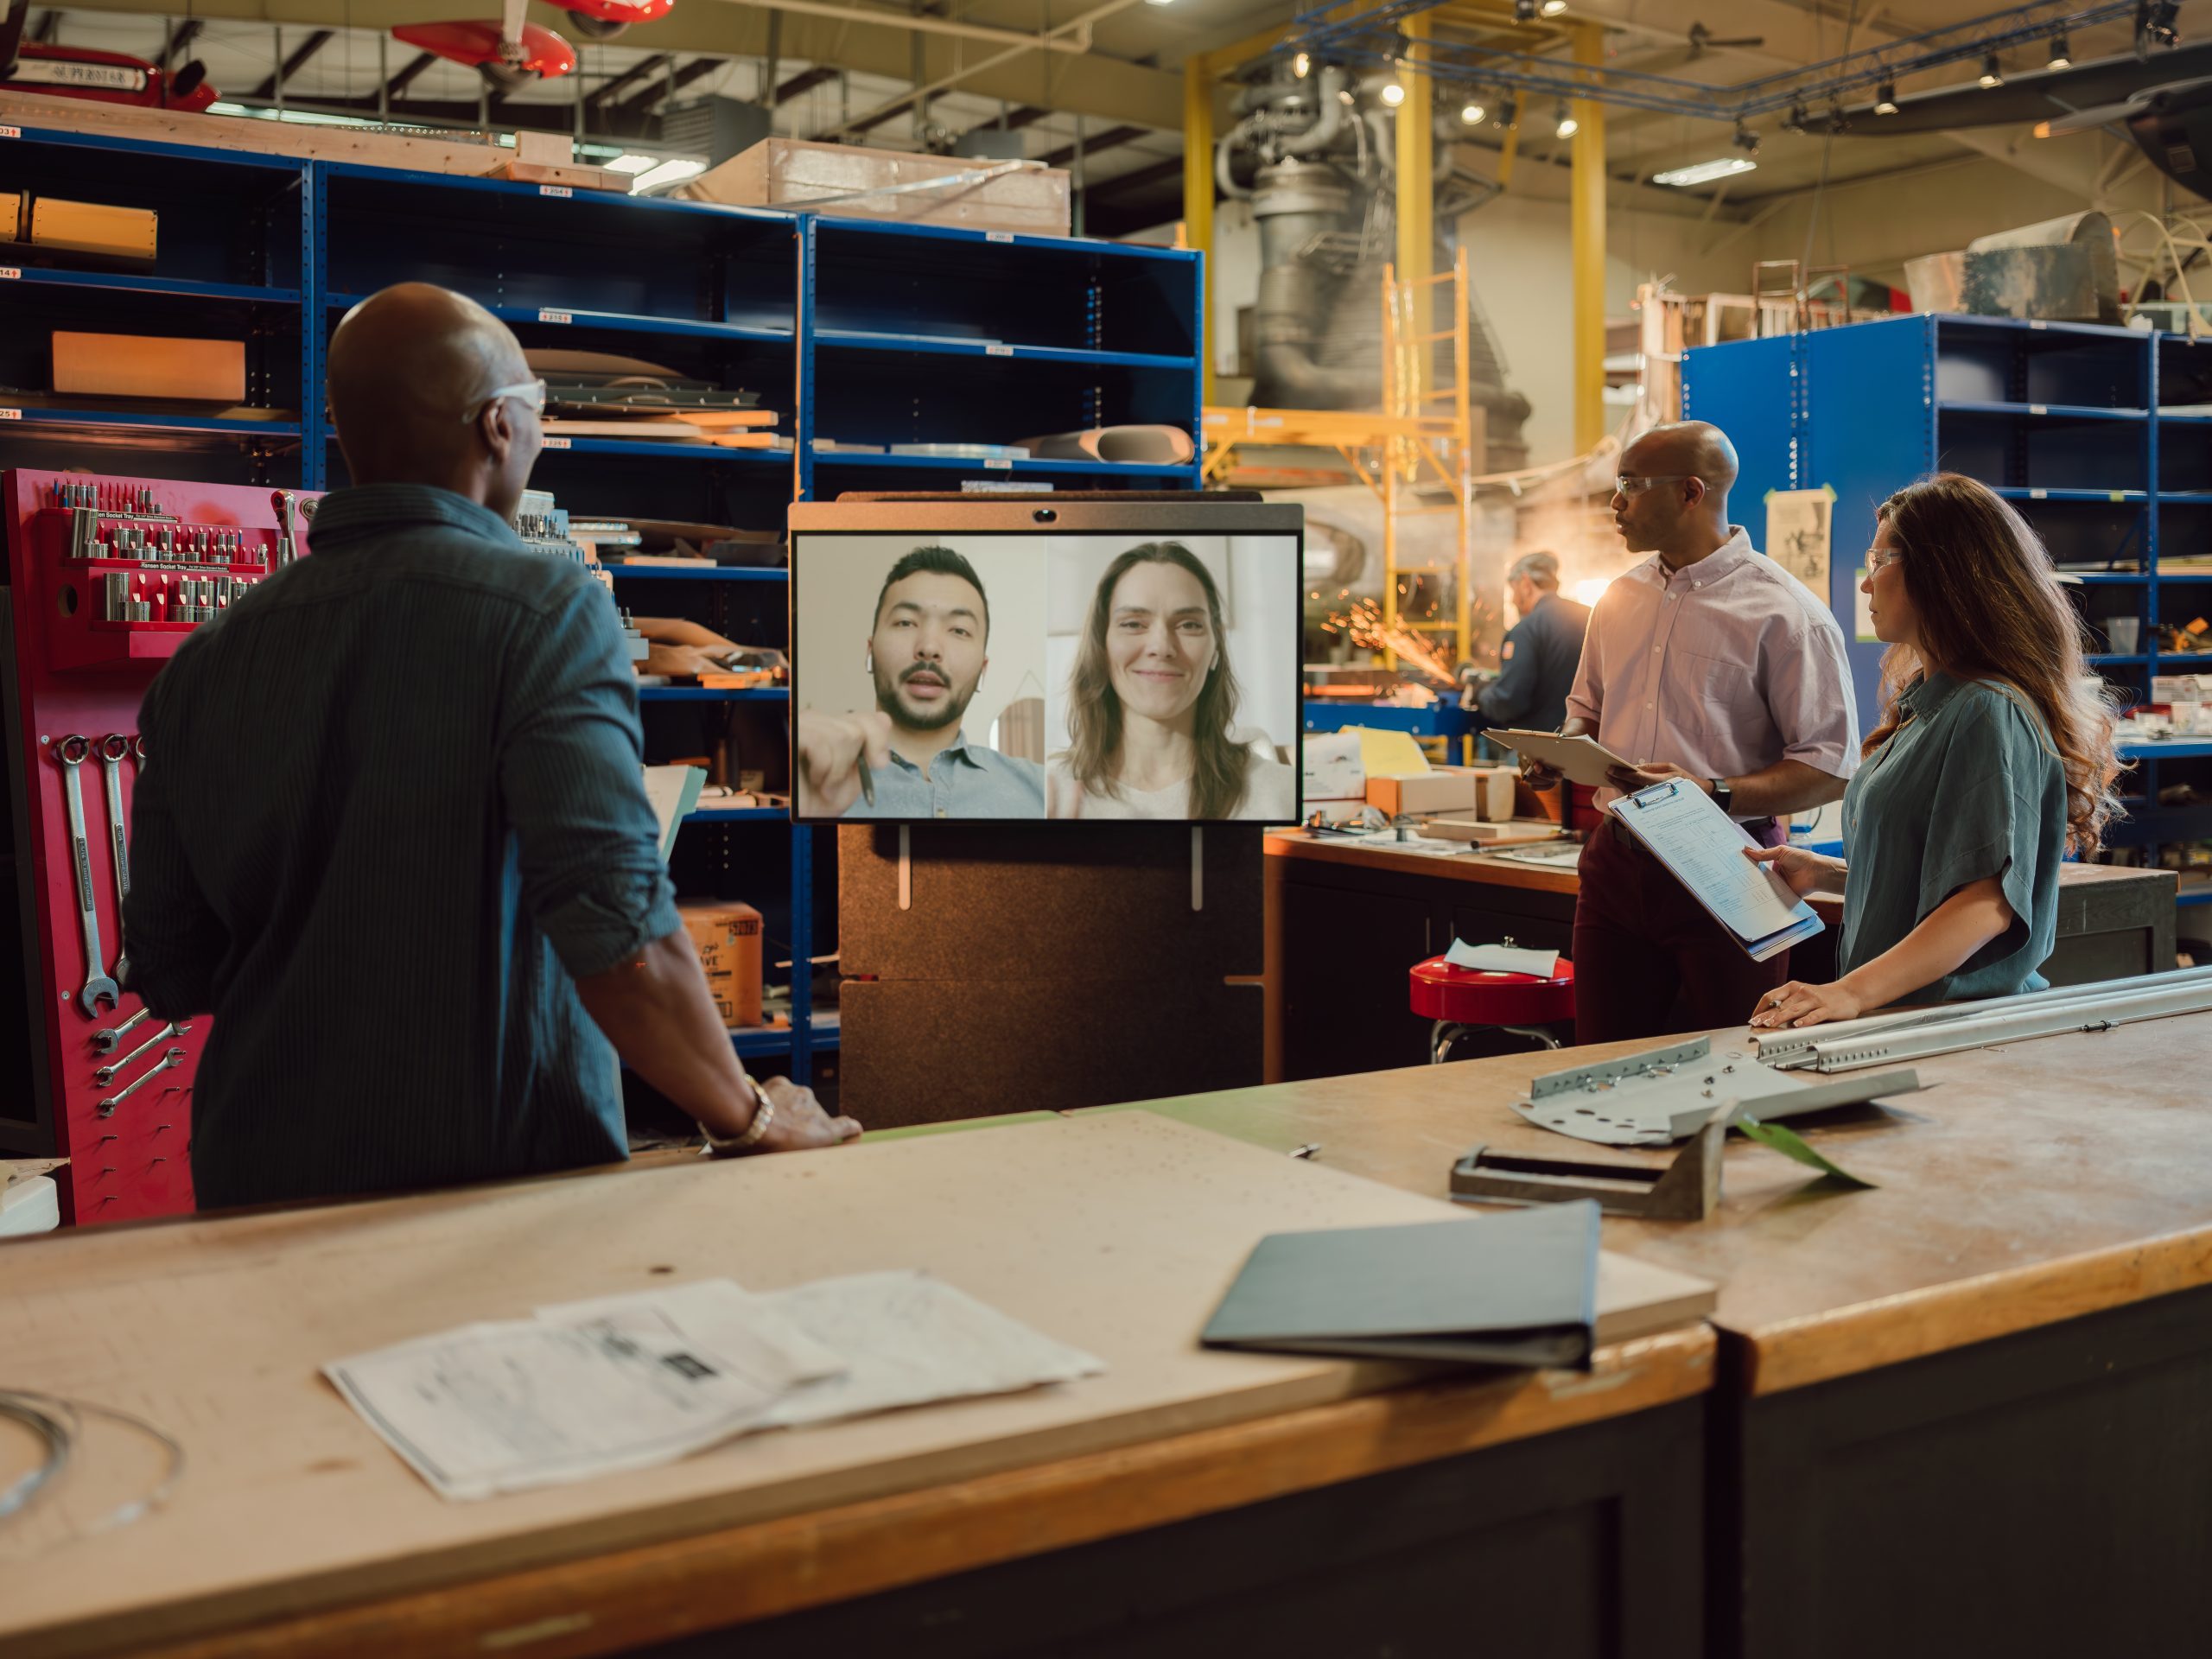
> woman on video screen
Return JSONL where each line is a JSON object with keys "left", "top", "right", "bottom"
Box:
{"left": 1047, "top": 541, "right": 1297, "bottom": 821}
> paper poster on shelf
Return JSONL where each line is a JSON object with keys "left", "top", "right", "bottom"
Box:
{"left": 1764, "top": 486, "right": 1834, "bottom": 597}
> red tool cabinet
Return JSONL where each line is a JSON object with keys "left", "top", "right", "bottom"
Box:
{"left": 3, "top": 468, "right": 315, "bottom": 1224}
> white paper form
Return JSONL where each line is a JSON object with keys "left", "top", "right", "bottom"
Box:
{"left": 1607, "top": 780, "right": 1823, "bottom": 961}
{"left": 326, "top": 1291, "right": 841, "bottom": 1502}
{"left": 543, "top": 1271, "right": 1105, "bottom": 1430}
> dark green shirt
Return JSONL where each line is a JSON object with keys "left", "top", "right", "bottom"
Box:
{"left": 127, "top": 485, "right": 679, "bottom": 1207}
{"left": 1838, "top": 671, "right": 2065, "bottom": 1002}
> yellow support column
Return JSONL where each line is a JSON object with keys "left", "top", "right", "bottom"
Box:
{"left": 1394, "top": 13, "right": 1433, "bottom": 405}
{"left": 1571, "top": 22, "right": 1607, "bottom": 453}
{"left": 1184, "top": 60, "right": 1216, "bottom": 406}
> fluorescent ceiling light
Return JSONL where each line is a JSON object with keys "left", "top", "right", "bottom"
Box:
{"left": 607, "top": 153, "right": 659, "bottom": 174}
{"left": 631, "top": 158, "right": 706, "bottom": 192}
{"left": 1651, "top": 155, "right": 1758, "bottom": 187}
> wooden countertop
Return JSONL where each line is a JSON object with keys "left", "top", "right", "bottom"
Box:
{"left": 1100, "top": 1007, "right": 2212, "bottom": 1397}
{"left": 1266, "top": 828, "right": 2174, "bottom": 928}
{"left": 0, "top": 1113, "right": 1713, "bottom": 1659}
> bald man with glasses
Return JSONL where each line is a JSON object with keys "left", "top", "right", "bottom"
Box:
{"left": 126, "top": 283, "right": 857, "bottom": 1209}
{"left": 1517, "top": 421, "right": 1858, "bottom": 1045}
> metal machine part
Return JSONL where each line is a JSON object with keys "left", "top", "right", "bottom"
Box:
{"left": 1751, "top": 965, "right": 2212, "bottom": 1073}
{"left": 1511, "top": 1035, "right": 1925, "bottom": 1147}
{"left": 1216, "top": 61, "right": 1529, "bottom": 465}
{"left": 1455, "top": 1107, "right": 1730, "bottom": 1220}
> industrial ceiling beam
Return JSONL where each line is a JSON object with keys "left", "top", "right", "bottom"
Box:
{"left": 1088, "top": 152, "right": 1181, "bottom": 194}
{"left": 253, "top": 26, "right": 332, "bottom": 99}
{"left": 773, "top": 64, "right": 839, "bottom": 103}
{"left": 611, "top": 54, "right": 724, "bottom": 118}
{"left": 383, "top": 49, "right": 436, "bottom": 101}
{"left": 159, "top": 15, "right": 200, "bottom": 67}
{"left": 49, "top": 0, "right": 1191, "bottom": 130}
{"left": 584, "top": 50, "right": 671, "bottom": 113}
{"left": 1039, "top": 120, "right": 1142, "bottom": 167}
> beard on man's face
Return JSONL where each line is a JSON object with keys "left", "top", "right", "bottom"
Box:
{"left": 874, "top": 657, "right": 974, "bottom": 732}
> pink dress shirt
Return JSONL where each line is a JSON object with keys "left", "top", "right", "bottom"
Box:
{"left": 1566, "top": 526, "right": 1859, "bottom": 814}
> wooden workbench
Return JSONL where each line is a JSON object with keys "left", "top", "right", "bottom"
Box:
{"left": 0, "top": 1112, "right": 1716, "bottom": 1659}
{"left": 1265, "top": 829, "right": 2181, "bottom": 1079}
{"left": 1098, "top": 1004, "right": 2212, "bottom": 1657}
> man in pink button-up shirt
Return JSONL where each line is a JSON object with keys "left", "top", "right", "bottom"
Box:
{"left": 1523, "top": 422, "right": 1858, "bottom": 1043}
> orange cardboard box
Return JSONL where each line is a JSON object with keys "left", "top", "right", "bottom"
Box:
{"left": 679, "top": 900, "right": 763, "bottom": 1030}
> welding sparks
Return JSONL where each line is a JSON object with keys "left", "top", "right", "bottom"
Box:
{"left": 1327, "top": 597, "right": 1460, "bottom": 689}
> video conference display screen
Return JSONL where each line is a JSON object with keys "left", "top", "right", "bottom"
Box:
{"left": 790, "top": 501, "right": 1304, "bottom": 824}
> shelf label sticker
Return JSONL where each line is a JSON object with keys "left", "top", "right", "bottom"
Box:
{"left": 542, "top": 435, "right": 572, "bottom": 448}
{"left": 2110, "top": 491, "right": 2127, "bottom": 502}
{"left": 2031, "top": 488, "right": 2048, "bottom": 499}
{"left": 2030, "top": 320, "right": 2048, "bottom": 330}
{"left": 987, "top": 232, "right": 1014, "bottom": 243}
{"left": 538, "top": 308, "right": 573, "bottom": 325}
{"left": 2030, "top": 403, "right": 2048, "bottom": 415}
{"left": 984, "top": 458, "right": 1013, "bottom": 469}
{"left": 0, "top": 126, "right": 19, "bottom": 140}
{"left": 539, "top": 185, "right": 573, "bottom": 199}
{"left": 0, "top": 409, "right": 20, "bottom": 421}
{"left": 0, "top": 268, "right": 16, "bottom": 281}
{"left": 986, "top": 344, "right": 1014, "bottom": 357}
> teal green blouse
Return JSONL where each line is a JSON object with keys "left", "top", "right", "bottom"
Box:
{"left": 1838, "top": 671, "right": 2066, "bottom": 1002}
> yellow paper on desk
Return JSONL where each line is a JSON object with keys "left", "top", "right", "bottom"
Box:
{"left": 1347, "top": 727, "right": 1430, "bottom": 777}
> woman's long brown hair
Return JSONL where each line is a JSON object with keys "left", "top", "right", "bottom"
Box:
{"left": 1060, "top": 542, "right": 1251, "bottom": 818}
{"left": 1866, "top": 474, "right": 2124, "bottom": 853}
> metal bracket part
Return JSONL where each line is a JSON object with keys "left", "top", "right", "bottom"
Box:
{"left": 1453, "top": 1107, "right": 1730, "bottom": 1220}
{"left": 1513, "top": 1035, "right": 1927, "bottom": 1147}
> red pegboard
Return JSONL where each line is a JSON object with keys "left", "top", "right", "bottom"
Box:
{"left": 3, "top": 468, "right": 317, "bottom": 1226}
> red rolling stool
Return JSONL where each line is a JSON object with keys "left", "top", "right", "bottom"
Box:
{"left": 1409, "top": 948, "right": 1576, "bottom": 1064}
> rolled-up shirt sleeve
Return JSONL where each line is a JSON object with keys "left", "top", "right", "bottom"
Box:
{"left": 1764, "top": 617, "right": 1859, "bottom": 779}
{"left": 497, "top": 576, "right": 681, "bottom": 979}
{"left": 1565, "top": 598, "right": 1605, "bottom": 726}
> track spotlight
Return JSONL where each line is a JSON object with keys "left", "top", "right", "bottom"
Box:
{"left": 2047, "top": 35, "right": 2070, "bottom": 70}
{"left": 1732, "top": 121, "right": 1759, "bottom": 154}
{"left": 1979, "top": 53, "right": 2002, "bottom": 89}
{"left": 1873, "top": 78, "right": 1898, "bottom": 115}
{"left": 1381, "top": 80, "right": 1406, "bottom": 107}
{"left": 1498, "top": 92, "right": 1520, "bottom": 130}
{"left": 1293, "top": 51, "right": 1310, "bottom": 79}
{"left": 1513, "top": 0, "right": 1536, "bottom": 20}
{"left": 1555, "top": 101, "right": 1579, "bottom": 138}
{"left": 1540, "top": 0, "right": 1568, "bottom": 14}
{"left": 1783, "top": 101, "right": 1808, "bottom": 132}
{"left": 1460, "top": 98, "right": 1486, "bottom": 126}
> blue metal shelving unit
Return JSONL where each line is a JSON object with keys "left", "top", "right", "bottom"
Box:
{"left": 1684, "top": 313, "right": 2212, "bottom": 905}
{"left": 3, "top": 123, "right": 1205, "bottom": 1082}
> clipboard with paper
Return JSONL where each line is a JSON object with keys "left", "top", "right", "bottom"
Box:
{"left": 1608, "top": 780, "right": 1824, "bottom": 961}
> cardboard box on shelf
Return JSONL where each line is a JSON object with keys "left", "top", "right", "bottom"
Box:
{"left": 1469, "top": 765, "right": 1518, "bottom": 822}
{"left": 29, "top": 197, "right": 158, "bottom": 264}
{"left": 52, "top": 332, "right": 245, "bottom": 403}
{"left": 679, "top": 900, "right": 764, "bottom": 1030}
{"left": 1368, "top": 767, "right": 1478, "bottom": 817}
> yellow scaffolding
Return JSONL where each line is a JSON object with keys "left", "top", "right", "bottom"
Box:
{"left": 1202, "top": 247, "right": 1480, "bottom": 670}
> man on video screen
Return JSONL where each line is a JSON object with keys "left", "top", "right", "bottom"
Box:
{"left": 796, "top": 545, "right": 1045, "bottom": 819}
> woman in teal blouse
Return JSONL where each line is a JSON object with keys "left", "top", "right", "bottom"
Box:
{"left": 1746, "top": 474, "right": 2124, "bottom": 1030}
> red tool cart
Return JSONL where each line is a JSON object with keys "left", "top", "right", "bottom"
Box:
{"left": 3, "top": 468, "right": 314, "bottom": 1225}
